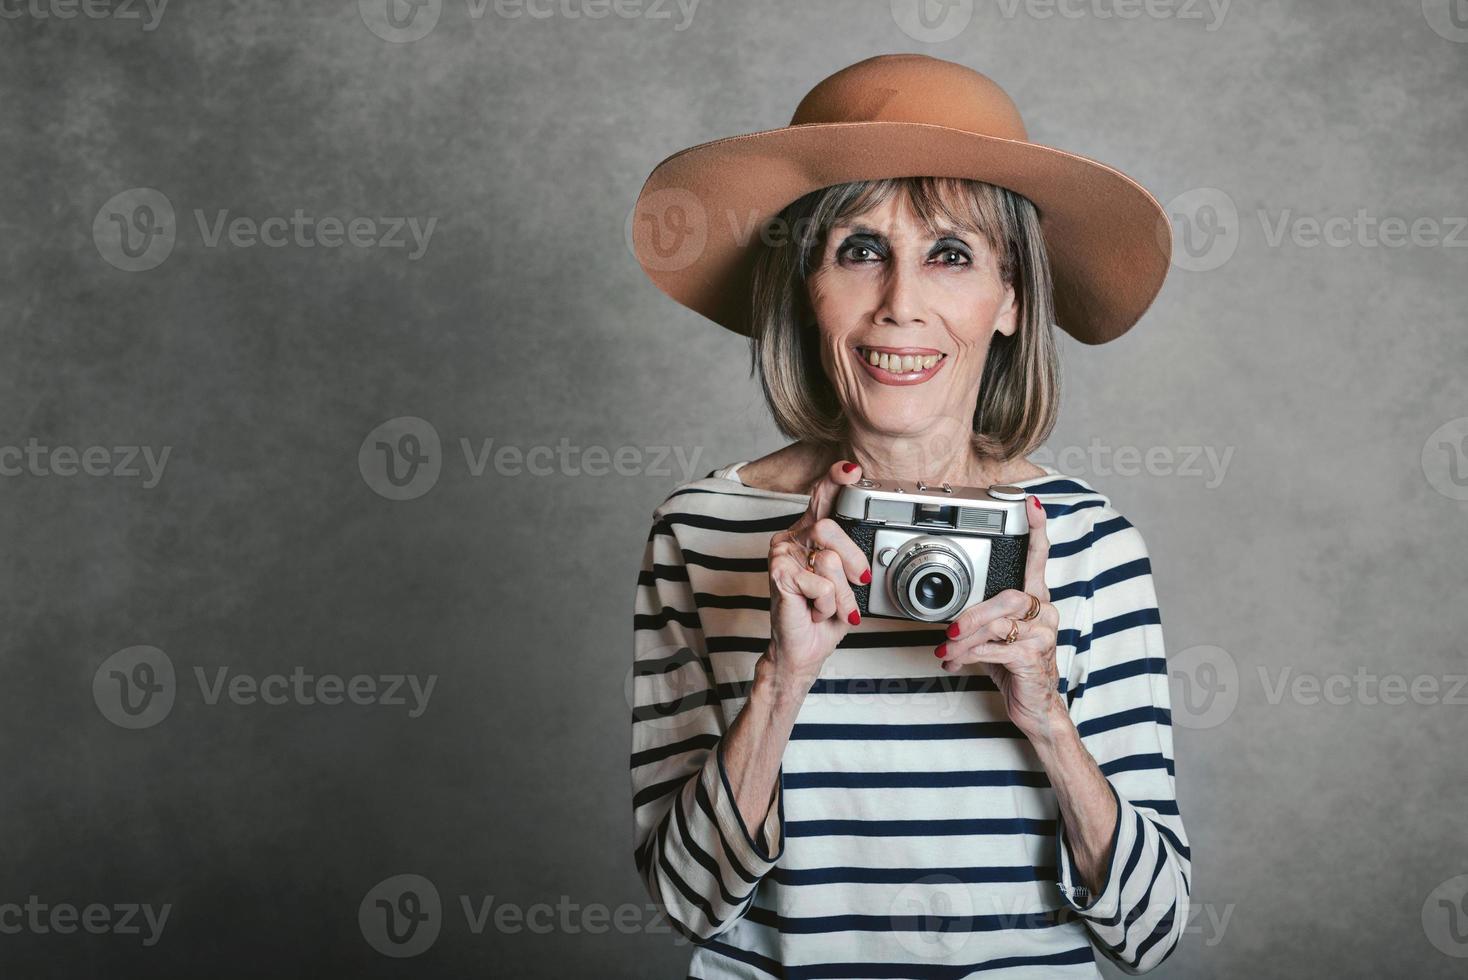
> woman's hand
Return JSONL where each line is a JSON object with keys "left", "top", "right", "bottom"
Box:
{"left": 935, "top": 494, "right": 1069, "bottom": 744}
{"left": 763, "top": 460, "right": 873, "bottom": 691}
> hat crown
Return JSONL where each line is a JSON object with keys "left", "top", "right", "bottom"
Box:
{"left": 789, "top": 54, "right": 1028, "bottom": 142}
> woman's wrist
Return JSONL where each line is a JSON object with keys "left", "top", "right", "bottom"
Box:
{"left": 753, "top": 644, "right": 816, "bottom": 720}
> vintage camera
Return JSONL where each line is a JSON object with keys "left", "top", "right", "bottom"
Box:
{"left": 833, "top": 478, "right": 1031, "bottom": 622}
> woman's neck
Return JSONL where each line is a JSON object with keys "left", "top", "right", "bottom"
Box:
{"left": 738, "top": 436, "right": 1043, "bottom": 494}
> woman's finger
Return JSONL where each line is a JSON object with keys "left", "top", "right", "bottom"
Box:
{"left": 802, "top": 459, "right": 864, "bottom": 526}
{"left": 808, "top": 517, "right": 872, "bottom": 586}
{"left": 791, "top": 566, "right": 838, "bottom": 621}
{"left": 938, "top": 634, "right": 1049, "bottom": 669}
{"left": 1023, "top": 494, "right": 1050, "bottom": 602}
{"left": 944, "top": 588, "right": 1036, "bottom": 642}
{"left": 808, "top": 546, "right": 862, "bottom": 625}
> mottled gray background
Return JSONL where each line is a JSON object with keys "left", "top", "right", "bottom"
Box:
{"left": 1, "top": 0, "right": 1465, "bottom": 976}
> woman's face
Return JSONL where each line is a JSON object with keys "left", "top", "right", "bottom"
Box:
{"left": 807, "top": 191, "right": 1016, "bottom": 441}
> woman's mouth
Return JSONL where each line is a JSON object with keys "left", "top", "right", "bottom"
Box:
{"left": 853, "top": 346, "right": 948, "bottom": 386}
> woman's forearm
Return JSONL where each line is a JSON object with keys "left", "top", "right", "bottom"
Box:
{"left": 1029, "top": 711, "right": 1119, "bottom": 896}
{"left": 721, "top": 646, "right": 809, "bottom": 833}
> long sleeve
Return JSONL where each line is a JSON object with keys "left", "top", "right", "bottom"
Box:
{"left": 1053, "top": 509, "right": 1192, "bottom": 973}
{"left": 628, "top": 510, "right": 785, "bottom": 944}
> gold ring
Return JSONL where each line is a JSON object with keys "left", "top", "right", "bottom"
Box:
{"left": 1002, "top": 619, "right": 1021, "bottom": 644}
{"left": 805, "top": 547, "right": 823, "bottom": 571}
{"left": 1021, "top": 593, "right": 1041, "bottom": 622}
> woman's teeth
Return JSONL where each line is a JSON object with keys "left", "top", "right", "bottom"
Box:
{"left": 861, "top": 349, "right": 943, "bottom": 373}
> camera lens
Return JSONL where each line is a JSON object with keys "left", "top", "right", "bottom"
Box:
{"left": 914, "top": 572, "right": 955, "bottom": 610}
{"left": 890, "top": 538, "right": 973, "bottom": 622}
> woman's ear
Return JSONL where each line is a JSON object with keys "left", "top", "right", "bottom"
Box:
{"left": 992, "top": 279, "right": 1019, "bottom": 338}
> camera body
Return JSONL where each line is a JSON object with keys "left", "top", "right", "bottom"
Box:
{"left": 833, "top": 478, "right": 1031, "bottom": 623}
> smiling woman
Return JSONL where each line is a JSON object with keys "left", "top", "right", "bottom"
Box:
{"left": 628, "top": 53, "right": 1189, "bottom": 978}
{"left": 748, "top": 176, "right": 1059, "bottom": 466}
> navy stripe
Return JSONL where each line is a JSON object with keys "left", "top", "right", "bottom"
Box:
{"left": 792, "top": 721, "right": 1023, "bottom": 741}
{"left": 630, "top": 731, "right": 719, "bottom": 770}
{"left": 785, "top": 770, "right": 1051, "bottom": 790}
{"left": 771, "top": 864, "right": 1056, "bottom": 887}
{"left": 743, "top": 903, "right": 1066, "bottom": 934}
{"left": 1076, "top": 705, "right": 1171, "bottom": 738}
{"left": 785, "top": 817, "right": 1056, "bottom": 838}
{"left": 635, "top": 606, "right": 702, "bottom": 631}
{"left": 1098, "top": 753, "right": 1174, "bottom": 778}
{"left": 1068, "top": 656, "right": 1166, "bottom": 703}
{"left": 1050, "top": 514, "right": 1131, "bottom": 559}
{"left": 661, "top": 511, "right": 799, "bottom": 534}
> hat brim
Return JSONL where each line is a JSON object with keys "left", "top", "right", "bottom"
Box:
{"left": 630, "top": 121, "right": 1171, "bottom": 345}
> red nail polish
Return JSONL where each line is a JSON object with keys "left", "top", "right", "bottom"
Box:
{"left": 1031, "top": 496, "right": 1043, "bottom": 510}
{"left": 842, "top": 462, "right": 858, "bottom": 473}
{"left": 860, "top": 569, "right": 872, "bottom": 585}
{"left": 848, "top": 610, "right": 861, "bottom": 626}
{"left": 934, "top": 643, "right": 946, "bottom": 658}
{"left": 946, "top": 622, "right": 960, "bottom": 639}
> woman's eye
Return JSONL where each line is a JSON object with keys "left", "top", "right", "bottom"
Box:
{"left": 935, "top": 248, "right": 970, "bottom": 266}
{"left": 840, "top": 244, "right": 880, "bottom": 263}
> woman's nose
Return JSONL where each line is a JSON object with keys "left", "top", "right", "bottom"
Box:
{"left": 874, "top": 256, "right": 927, "bottom": 328}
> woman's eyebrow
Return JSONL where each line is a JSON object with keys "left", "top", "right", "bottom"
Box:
{"left": 839, "top": 223, "right": 976, "bottom": 244}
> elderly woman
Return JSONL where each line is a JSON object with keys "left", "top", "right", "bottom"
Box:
{"left": 628, "top": 55, "right": 1190, "bottom": 977}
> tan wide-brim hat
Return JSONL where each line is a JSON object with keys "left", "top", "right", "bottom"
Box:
{"left": 630, "top": 53, "right": 1171, "bottom": 345}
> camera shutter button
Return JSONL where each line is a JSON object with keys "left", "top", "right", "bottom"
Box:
{"left": 876, "top": 547, "right": 896, "bottom": 567}
{"left": 988, "top": 485, "right": 1026, "bottom": 501}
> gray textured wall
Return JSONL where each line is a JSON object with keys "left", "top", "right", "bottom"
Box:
{"left": 2, "top": 1, "right": 1465, "bottom": 976}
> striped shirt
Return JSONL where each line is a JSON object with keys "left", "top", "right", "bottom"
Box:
{"left": 629, "top": 459, "right": 1190, "bottom": 978}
